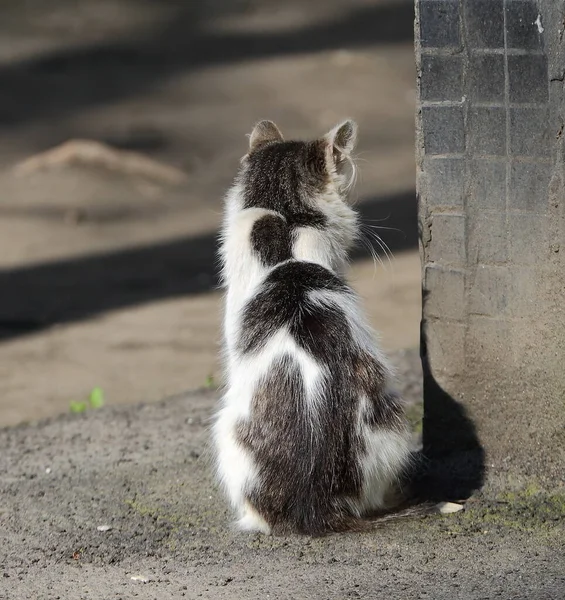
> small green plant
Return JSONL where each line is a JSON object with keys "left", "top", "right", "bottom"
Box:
{"left": 69, "top": 387, "right": 105, "bottom": 414}
{"left": 69, "top": 400, "right": 88, "bottom": 414}
{"left": 89, "top": 387, "right": 105, "bottom": 409}
{"left": 204, "top": 374, "right": 216, "bottom": 389}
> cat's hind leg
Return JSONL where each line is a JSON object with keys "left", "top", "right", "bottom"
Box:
{"left": 236, "top": 500, "right": 271, "bottom": 534}
{"left": 213, "top": 405, "right": 257, "bottom": 517}
{"left": 357, "top": 428, "right": 413, "bottom": 514}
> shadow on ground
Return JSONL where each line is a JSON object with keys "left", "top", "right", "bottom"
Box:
{"left": 0, "top": 190, "right": 417, "bottom": 341}
{"left": 0, "top": 1, "right": 413, "bottom": 130}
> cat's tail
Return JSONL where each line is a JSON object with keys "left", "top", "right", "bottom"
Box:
{"left": 366, "top": 500, "right": 464, "bottom": 526}
{"left": 322, "top": 501, "right": 464, "bottom": 535}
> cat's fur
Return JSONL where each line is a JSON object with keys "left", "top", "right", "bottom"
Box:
{"left": 213, "top": 120, "right": 413, "bottom": 535}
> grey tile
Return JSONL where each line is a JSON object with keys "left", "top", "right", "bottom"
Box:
{"left": 508, "top": 55, "right": 548, "bottom": 104}
{"left": 507, "top": 266, "right": 542, "bottom": 317}
{"left": 469, "top": 265, "right": 510, "bottom": 316}
{"left": 424, "top": 320, "right": 466, "bottom": 376}
{"left": 465, "top": 0, "right": 504, "bottom": 48}
{"left": 420, "top": 0, "right": 461, "bottom": 48}
{"left": 422, "top": 106, "right": 465, "bottom": 154}
{"left": 420, "top": 55, "right": 463, "bottom": 101}
{"left": 468, "top": 54, "right": 505, "bottom": 103}
{"left": 509, "top": 161, "right": 551, "bottom": 210}
{"left": 466, "top": 315, "right": 512, "bottom": 365}
{"left": 506, "top": 0, "right": 543, "bottom": 50}
{"left": 509, "top": 212, "right": 549, "bottom": 265}
{"left": 468, "top": 107, "right": 507, "bottom": 155}
{"left": 428, "top": 213, "right": 466, "bottom": 266}
{"left": 468, "top": 211, "right": 508, "bottom": 264}
{"left": 469, "top": 159, "right": 507, "bottom": 210}
{"left": 424, "top": 265, "right": 466, "bottom": 319}
{"left": 510, "top": 107, "right": 550, "bottom": 157}
{"left": 423, "top": 158, "right": 465, "bottom": 208}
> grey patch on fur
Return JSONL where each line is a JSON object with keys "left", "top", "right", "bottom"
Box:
{"left": 250, "top": 214, "right": 292, "bottom": 267}
{"left": 239, "top": 261, "right": 348, "bottom": 354}
{"left": 242, "top": 141, "right": 328, "bottom": 228}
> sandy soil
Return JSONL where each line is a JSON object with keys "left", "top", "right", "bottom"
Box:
{"left": 0, "top": 0, "right": 421, "bottom": 425}
{"left": 1, "top": 351, "right": 563, "bottom": 600}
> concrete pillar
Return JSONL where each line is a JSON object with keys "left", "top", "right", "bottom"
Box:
{"left": 415, "top": 0, "right": 565, "bottom": 493}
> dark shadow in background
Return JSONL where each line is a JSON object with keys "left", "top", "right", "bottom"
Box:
{"left": 411, "top": 290, "right": 485, "bottom": 502}
{"left": 0, "top": 190, "right": 417, "bottom": 342}
{"left": 0, "top": 1, "right": 413, "bottom": 129}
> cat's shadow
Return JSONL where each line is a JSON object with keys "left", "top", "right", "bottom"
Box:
{"left": 410, "top": 292, "right": 485, "bottom": 503}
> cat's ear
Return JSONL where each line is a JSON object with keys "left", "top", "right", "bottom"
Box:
{"left": 248, "top": 120, "right": 284, "bottom": 152}
{"left": 324, "top": 119, "right": 358, "bottom": 164}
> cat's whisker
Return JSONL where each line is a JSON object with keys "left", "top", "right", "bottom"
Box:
{"left": 362, "top": 223, "right": 401, "bottom": 264}
{"left": 357, "top": 234, "right": 381, "bottom": 277}
{"left": 352, "top": 150, "right": 372, "bottom": 159}
{"left": 372, "top": 234, "right": 395, "bottom": 271}
{"left": 362, "top": 221, "right": 405, "bottom": 235}
{"left": 349, "top": 190, "right": 362, "bottom": 206}
{"left": 360, "top": 226, "right": 395, "bottom": 273}
{"left": 342, "top": 154, "right": 358, "bottom": 194}
{"left": 361, "top": 213, "right": 394, "bottom": 223}
{"left": 360, "top": 231, "right": 388, "bottom": 275}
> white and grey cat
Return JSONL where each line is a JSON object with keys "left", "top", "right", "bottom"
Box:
{"left": 213, "top": 120, "right": 414, "bottom": 535}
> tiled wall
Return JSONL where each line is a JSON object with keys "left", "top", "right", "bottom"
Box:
{"left": 416, "top": 0, "right": 564, "bottom": 386}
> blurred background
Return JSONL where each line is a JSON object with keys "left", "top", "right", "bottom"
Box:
{"left": 0, "top": 0, "right": 419, "bottom": 426}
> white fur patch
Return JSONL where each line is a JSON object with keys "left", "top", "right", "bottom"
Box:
{"left": 212, "top": 403, "right": 258, "bottom": 511}
{"left": 237, "top": 502, "right": 272, "bottom": 534}
{"left": 357, "top": 422, "right": 412, "bottom": 512}
{"left": 214, "top": 326, "right": 326, "bottom": 520}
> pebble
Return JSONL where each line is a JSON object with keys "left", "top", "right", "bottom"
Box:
{"left": 438, "top": 502, "right": 464, "bottom": 515}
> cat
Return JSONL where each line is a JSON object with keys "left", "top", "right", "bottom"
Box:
{"left": 212, "top": 119, "right": 415, "bottom": 535}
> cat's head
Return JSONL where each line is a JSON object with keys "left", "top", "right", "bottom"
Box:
{"left": 237, "top": 120, "right": 359, "bottom": 254}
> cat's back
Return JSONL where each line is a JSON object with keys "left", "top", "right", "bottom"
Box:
{"left": 239, "top": 259, "right": 354, "bottom": 357}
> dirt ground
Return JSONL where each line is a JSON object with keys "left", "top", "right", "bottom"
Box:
{"left": 0, "top": 0, "right": 420, "bottom": 425}
{"left": 2, "top": 4, "right": 564, "bottom": 598}
{"left": 1, "top": 351, "right": 564, "bottom": 600}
